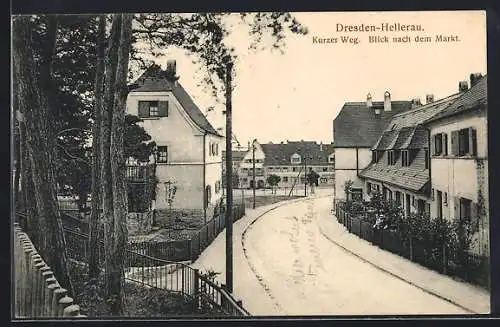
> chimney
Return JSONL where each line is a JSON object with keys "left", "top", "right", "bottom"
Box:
{"left": 247, "top": 141, "right": 250, "bottom": 149}
{"left": 320, "top": 141, "right": 323, "bottom": 151}
{"left": 411, "top": 97, "right": 421, "bottom": 108}
{"left": 166, "top": 59, "right": 177, "bottom": 81}
{"left": 384, "top": 91, "right": 391, "bottom": 111}
{"left": 280, "top": 141, "right": 284, "bottom": 144}
{"left": 470, "top": 73, "right": 483, "bottom": 87}
{"left": 366, "top": 93, "right": 373, "bottom": 108}
{"left": 426, "top": 94, "right": 434, "bottom": 104}
{"left": 459, "top": 80, "right": 469, "bottom": 93}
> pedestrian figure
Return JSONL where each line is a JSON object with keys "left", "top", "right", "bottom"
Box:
{"left": 307, "top": 168, "right": 319, "bottom": 195}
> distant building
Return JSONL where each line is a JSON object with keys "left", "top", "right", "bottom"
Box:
{"left": 233, "top": 140, "right": 335, "bottom": 189}
{"left": 126, "top": 60, "right": 223, "bottom": 219}
{"left": 222, "top": 148, "right": 247, "bottom": 188}
{"left": 425, "top": 74, "right": 488, "bottom": 256}
{"left": 333, "top": 92, "right": 412, "bottom": 200}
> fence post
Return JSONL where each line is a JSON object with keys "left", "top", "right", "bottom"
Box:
{"left": 45, "top": 277, "right": 58, "bottom": 317}
{"left": 20, "top": 236, "right": 34, "bottom": 317}
{"left": 58, "top": 296, "right": 74, "bottom": 317}
{"left": 51, "top": 288, "right": 67, "bottom": 317}
{"left": 33, "top": 261, "right": 47, "bottom": 317}
{"left": 41, "top": 270, "right": 55, "bottom": 316}
{"left": 409, "top": 236, "right": 414, "bottom": 261}
{"left": 442, "top": 242, "right": 447, "bottom": 275}
{"left": 63, "top": 304, "right": 81, "bottom": 317}
{"left": 193, "top": 269, "right": 200, "bottom": 313}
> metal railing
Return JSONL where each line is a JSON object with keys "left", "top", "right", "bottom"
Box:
{"left": 63, "top": 227, "right": 250, "bottom": 316}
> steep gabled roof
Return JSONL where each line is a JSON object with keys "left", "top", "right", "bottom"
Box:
{"left": 425, "top": 75, "right": 487, "bottom": 124}
{"left": 359, "top": 147, "right": 429, "bottom": 193}
{"left": 333, "top": 101, "right": 412, "bottom": 147}
{"left": 389, "top": 93, "right": 461, "bottom": 129}
{"left": 129, "top": 64, "right": 221, "bottom": 137}
{"left": 260, "top": 141, "right": 335, "bottom": 166}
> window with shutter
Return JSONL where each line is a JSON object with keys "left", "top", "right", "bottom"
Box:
{"left": 451, "top": 131, "right": 459, "bottom": 155}
{"left": 460, "top": 197, "right": 472, "bottom": 222}
{"left": 434, "top": 134, "right": 442, "bottom": 155}
{"left": 424, "top": 148, "right": 429, "bottom": 169}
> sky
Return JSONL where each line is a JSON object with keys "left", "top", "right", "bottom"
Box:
{"left": 137, "top": 11, "right": 487, "bottom": 147}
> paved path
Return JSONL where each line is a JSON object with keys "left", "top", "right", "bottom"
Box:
{"left": 192, "top": 190, "right": 489, "bottom": 315}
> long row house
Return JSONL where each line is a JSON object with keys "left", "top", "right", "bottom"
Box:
{"left": 333, "top": 73, "right": 488, "bottom": 256}
{"left": 223, "top": 140, "right": 335, "bottom": 190}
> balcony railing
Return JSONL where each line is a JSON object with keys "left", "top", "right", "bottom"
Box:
{"left": 126, "top": 164, "right": 155, "bottom": 181}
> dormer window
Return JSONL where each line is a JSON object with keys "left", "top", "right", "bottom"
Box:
{"left": 401, "top": 150, "right": 409, "bottom": 167}
{"left": 372, "top": 150, "right": 378, "bottom": 163}
{"left": 139, "top": 100, "right": 168, "bottom": 118}
{"left": 291, "top": 153, "right": 301, "bottom": 164}
{"left": 387, "top": 150, "right": 397, "bottom": 165}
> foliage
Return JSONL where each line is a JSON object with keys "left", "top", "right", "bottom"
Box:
{"left": 124, "top": 114, "right": 156, "bottom": 162}
{"left": 68, "top": 260, "right": 198, "bottom": 317}
{"left": 267, "top": 174, "right": 281, "bottom": 187}
{"left": 343, "top": 179, "right": 354, "bottom": 209}
{"left": 133, "top": 13, "right": 308, "bottom": 102}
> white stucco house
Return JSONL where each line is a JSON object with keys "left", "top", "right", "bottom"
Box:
{"left": 425, "top": 74, "right": 488, "bottom": 256}
{"left": 126, "top": 61, "right": 223, "bottom": 220}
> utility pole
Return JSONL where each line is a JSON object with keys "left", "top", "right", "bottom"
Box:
{"left": 224, "top": 60, "right": 234, "bottom": 293}
{"left": 303, "top": 143, "right": 307, "bottom": 197}
{"left": 252, "top": 139, "right": 256, "bottom": 209}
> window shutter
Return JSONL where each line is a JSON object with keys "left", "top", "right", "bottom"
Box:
{"left": 138, "top": 101, "right": 150, "bottom": 118}
{"left": 443, "top": 134, "right": 448, "bottom": 155}
{"left": 451, "top": 131, "right": 459, "bottom": 156}
{"left": 158, "top": 101, "right": 168, "bottom": 117}
{"left": 469, "top": 128, "right": 477, "bottom": 156}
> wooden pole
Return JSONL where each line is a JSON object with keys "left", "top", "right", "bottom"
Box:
{"left": 224, "top": 61, "right": 234, "bottom": 293}
{"left": 252, "top": 140, "right": 256, "bottom": 209}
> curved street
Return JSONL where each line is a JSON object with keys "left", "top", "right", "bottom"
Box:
{"left": 193, "top": 192, "right": 483, "bottom": 315}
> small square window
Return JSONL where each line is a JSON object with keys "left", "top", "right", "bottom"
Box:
{"left": 157, "top": 146, "right": 168, "bottom": 163}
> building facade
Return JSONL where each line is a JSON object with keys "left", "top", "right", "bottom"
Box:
{"left": 234, "top": 140, "right": 335, "bottom": 189}
{"left": 126, "top": 61, "right": 223, "bottom": 218}
{"left": 425, "top": 74, "right": 488, "bottom": 256}
{"left": 333, "top": 92, "right": 412, "bottom": 200}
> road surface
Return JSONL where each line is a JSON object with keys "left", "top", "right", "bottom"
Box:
{"left": 193, "top": 194, "right": 468, "bottom": 315}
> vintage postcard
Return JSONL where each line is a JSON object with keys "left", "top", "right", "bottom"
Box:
{"left": 11, "top": 10, "right": 489, "bottom": 319}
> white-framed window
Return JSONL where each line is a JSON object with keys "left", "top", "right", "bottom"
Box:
{"left": 157, "top": 146, "right": 168, "bottom": 163}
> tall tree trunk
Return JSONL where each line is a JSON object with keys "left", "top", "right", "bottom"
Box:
{"left": 15, "top": 73, "right": 38, "bottom": 239}
{"left": 88, "top": 14, "right": 106, "bottom": 281}
{"left": 108, "top": 14, "right": 133, "bottom": 315}
{"left": 19, "top": 121, "right": 39, "bottom": 238}
{"left": 101, "top": 14, "right": 121, "bottom": 310}
{"left": 12, "top": 16, "right": 73, "bottom": 295}
{"left": 13, "top": 76, "right": 22, "bottom": 212}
